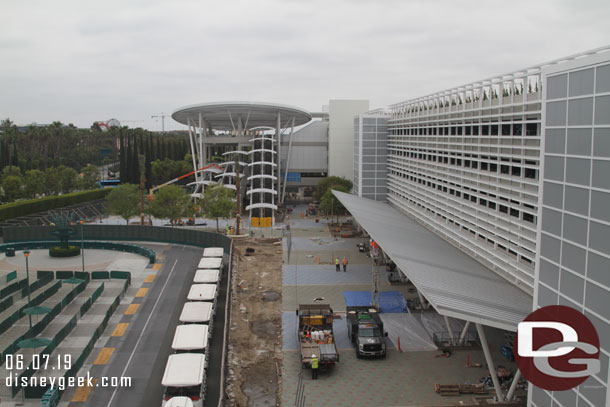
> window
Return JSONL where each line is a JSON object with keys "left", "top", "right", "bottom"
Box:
{"left": 526, "top": 123, "right": 538, "bottom": 136}
{"left": 525, "top": 168, "right": 536, "bottom": 179}
{"left": 513, "top": 124, "right": 522, "bottom": 136}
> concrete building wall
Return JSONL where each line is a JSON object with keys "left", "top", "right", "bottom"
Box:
{"left": 328, "top": 100, "right": 370, "bottom": 182}
{"left": 531, "top": 51, "right": 610, "bottom": 407}
{"left": 280, "top": 120, "right": 328, "bottom": 172}
{"left": 280, "top": 119, "right": 328, "bottom": 189}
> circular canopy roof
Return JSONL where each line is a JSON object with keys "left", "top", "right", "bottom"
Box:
{"left": 172, "top": 101, "right": 312, "bottom": 131}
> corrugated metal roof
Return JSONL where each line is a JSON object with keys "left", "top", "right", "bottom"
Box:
{"left": 333, "top": 191, "right": 532, "bottom": 331}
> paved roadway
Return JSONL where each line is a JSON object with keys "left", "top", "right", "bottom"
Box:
{"left": 69, "top": 244, "right": 229, "bottom": 407}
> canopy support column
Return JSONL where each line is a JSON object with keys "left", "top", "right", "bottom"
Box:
{"left": 186, "top": 118, "right": 200, "bottom": 196}
{"left": 417, "top": 290, "right": 429, "bottom": 309}
{"left": 281, "top": 117, "right": 296, "bottom": 204}
{"left": 505, "top": 369, "right": 521, "bottom": 401}
{"left": 458, "top": 321, "right": 471, "bottom": 345}
{"left": 276, "top": 112, "right": 281, "bottom": 206}
{"left": 444, "top": 316, "right": 455, "bottom": 344}
{"left": 476, "top": 323, "right": 503, "bottom": 402}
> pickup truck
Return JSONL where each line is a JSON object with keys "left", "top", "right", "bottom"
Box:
{"left": 346, "top": 306, "right": 387, "bottom": 358}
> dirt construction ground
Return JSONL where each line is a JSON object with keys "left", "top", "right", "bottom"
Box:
{"left": 225, "top": 238, "right": 284, "bottom": 407}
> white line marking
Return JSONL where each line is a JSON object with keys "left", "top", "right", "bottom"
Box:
{"left": 106, "top": 259, "right": 178, "bottom": 407}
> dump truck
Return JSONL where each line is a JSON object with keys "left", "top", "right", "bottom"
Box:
{"left": 297, "top": 304, "right": 339, "bottom": 370}
{"left": 346, "top": 306, "right": 387, "bottom": 358}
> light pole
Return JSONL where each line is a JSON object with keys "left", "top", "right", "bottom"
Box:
{"left": 80, "top": 220, "right": 85, "bottom": 273}
{"left": 23, "top": 250, "right": 32, "bottom": 328}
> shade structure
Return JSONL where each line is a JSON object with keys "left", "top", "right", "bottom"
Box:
{"left": 17, "top": 337, "right": 53, "bottom": 349}
{"left": 333, "top": 190, "right": 532, "bottom": 331}
{"left": 23, "top": 305, "right": 52, "bottom": 315}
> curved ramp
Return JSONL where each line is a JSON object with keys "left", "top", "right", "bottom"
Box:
{"left": 379, "top": 313, "right": 437, "bottom": 351}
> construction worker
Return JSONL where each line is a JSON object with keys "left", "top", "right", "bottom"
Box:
{"left": 343, "top": 256, "right": 348, "bottom": 272}
{"left": 335, "top": 257, "right": 340, "bottom": 272}
{"left": 225, "top": 225, "right": 230, "bottom": 236}
{"left": 311, "top": 354, "right": 319, "bottom": 380}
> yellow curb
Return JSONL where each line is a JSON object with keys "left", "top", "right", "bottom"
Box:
{"left": 71, "top": 378, "right": 97, "bottom": 402}
{"left": 125, "top": 304, "right": 140, "bottom": 315}
{"left": 111, "top": 323, "right": 129, "bottom": 337}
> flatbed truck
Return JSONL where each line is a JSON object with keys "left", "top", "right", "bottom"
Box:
{"left": 296, "top": 304, "right": 339, "bottom": 370}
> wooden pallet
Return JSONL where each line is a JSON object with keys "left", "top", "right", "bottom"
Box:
{"left": 434, "top": 383, "right": 486, "bottom": 396}
{"left": 458, "top": 384, "right": 487, "bottom": 394}
{"left": 433, "top": 384, "right": 460, "bottom": 396}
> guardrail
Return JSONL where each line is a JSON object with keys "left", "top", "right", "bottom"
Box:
{"left": 432, "top": 331, "right": 479, "bottom": 348}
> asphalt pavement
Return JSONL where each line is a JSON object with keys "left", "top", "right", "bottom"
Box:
{"left": 66, "top": 244, "right": 207, "bottom": 407}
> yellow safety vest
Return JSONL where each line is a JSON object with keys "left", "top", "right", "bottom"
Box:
{"left": 311, "top": 357, "right": 319, "bottom": 369}
{"left": 335, "top": 258, "right": 340, "bottom": 265}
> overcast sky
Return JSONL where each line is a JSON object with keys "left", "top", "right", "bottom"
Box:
{"left": 2, "top": 0, "right": 610, "bottom": 131}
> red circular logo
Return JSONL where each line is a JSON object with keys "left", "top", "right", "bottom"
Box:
{"left": 514, "top": 305, "right": 600, "bottom": 391}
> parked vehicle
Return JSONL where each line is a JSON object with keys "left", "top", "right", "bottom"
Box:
{"left": 164, "top": 397, "right": 193, "bottom": 407}
{"left": 172, "top": 324, "right": 209, "bottom": 354}
{"left": 346, "top": 306, "right": 387, "bottom": 358}
{"left": 296, "top": 304, "right": 339, "bottom": 370}
{"left": 162, "top": 353, "right": 206, "bottom": 407}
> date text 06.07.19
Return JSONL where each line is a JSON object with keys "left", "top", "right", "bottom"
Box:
{"left": 4, "top": 354, "right": 72, "bottom": 371}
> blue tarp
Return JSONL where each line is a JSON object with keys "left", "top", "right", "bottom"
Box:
{"left": 342, "top": 291, "right": 408, "bottom": 313}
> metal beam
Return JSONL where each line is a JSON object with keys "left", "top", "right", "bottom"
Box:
{"left": 281, "top": 117, "right": 296, "bottom": 204}
{"left": 186, "top": 118, "right": 199, "bottom": 194}
{"left": 417, "top": 290, "right": 428, "bottom": 309}
{"left": 458, "top": 321, "right": 471, "bottom": 345}
{"left": 505, "top": 369, "right": 521, "bottom": 401}
{"left": 276, "top": 112, "right": 281, "bottom": 204}
{"left": 444, "top": 315, "right": 455, "bottom": 344}
{"left": 476, "top": 323, "right": 503, "bottom": 401}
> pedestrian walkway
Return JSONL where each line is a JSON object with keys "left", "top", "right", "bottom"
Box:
{"left": 280, "top": 209, "right": 523, "bottom": 406}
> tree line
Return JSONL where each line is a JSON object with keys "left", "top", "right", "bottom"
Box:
{"left": 0, "top": 118, "right": 194, "bottom": 202}
{"left": 0, "top": 118, "right": 190, "bottom": 175}
{"left": 106, "top": 183, "right": 235, "bottom": 231}
{"left": 118, "top": 131, "right": 190, "bottom": 189}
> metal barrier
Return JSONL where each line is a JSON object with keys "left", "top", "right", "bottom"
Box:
{"left": 432, "top": 331, "right": 479, "bottom": 347}
{"left": 0, "top": 240, "right": 157, "bottom": 264}
{"left": 2, "top": 225, "right": 232, "bottom": 254}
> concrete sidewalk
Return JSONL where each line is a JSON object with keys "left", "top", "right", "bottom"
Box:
{"left": 280, "top": 211, "right": 524, "bottom": 406}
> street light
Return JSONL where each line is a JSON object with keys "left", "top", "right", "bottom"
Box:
{"left": 80, "top": 220, "right": 85, "bottom": 273}
{"left": 23, "top": 250, "right": 32, "bottom": 328}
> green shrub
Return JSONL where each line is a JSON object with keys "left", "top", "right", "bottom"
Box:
{"left": 0, "top": 189, "right": 111, "bottom": 222}
{"left": 49, "top": 245, "right": 81, "bottom": 257}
